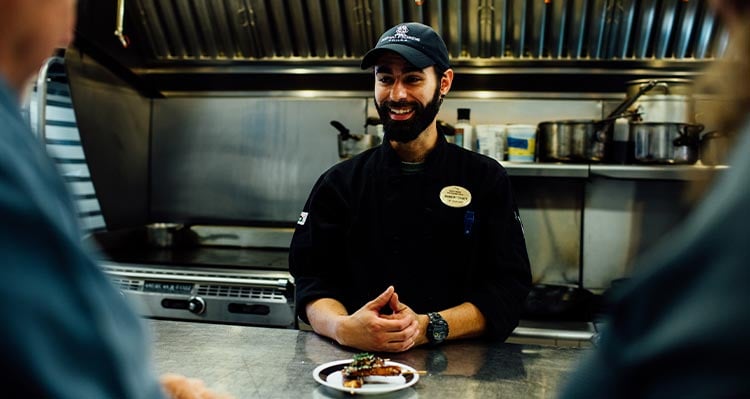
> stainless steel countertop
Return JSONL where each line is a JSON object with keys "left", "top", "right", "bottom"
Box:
{"left": 150, "top": 319, "right": 588, "bottom": 398}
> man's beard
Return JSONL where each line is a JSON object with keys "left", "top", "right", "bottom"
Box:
{"left": 375, "top": 86, "right": 443, "bottom": 144}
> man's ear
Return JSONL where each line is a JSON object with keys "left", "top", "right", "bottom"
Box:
{"left": 440, "top": 69, "right": 454, "bottom": 96}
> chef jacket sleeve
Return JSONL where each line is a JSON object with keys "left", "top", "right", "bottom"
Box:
{"left": 289, "top": 171, "right": 350, "bottom": 324}
{"left": 468, "top": 168, "right": 532, "bottom": 340}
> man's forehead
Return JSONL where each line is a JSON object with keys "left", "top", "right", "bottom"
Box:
{"left": 374, "top": 53, "right": 428, "bottom": 74}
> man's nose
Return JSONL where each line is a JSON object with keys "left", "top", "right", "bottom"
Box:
{"left": 390, "top": 80, "right": 408, "bottom": 101}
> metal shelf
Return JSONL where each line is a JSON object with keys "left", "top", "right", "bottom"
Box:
{"left": 590, "top": 164, "right": 729, "bottom": 180}
{"left": 502, "top": 162, "right": 590, "bottom": 178}
{"left": 503, "top": 162, "right": 729, "bottom": 180}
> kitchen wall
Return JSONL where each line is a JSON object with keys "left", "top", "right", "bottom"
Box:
{"left": 67, "top": 41, "right": 709, "bottom": 292}
{"left": 144, "top": 93, "right": 699, "bottom": 291}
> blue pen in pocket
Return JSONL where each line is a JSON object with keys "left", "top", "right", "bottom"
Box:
{"left": 464, "top": 210, "right": 475, "bottom": 236}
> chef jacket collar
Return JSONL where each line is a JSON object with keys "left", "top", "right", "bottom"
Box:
{"left": 379, "top": 129, "right": 448, "bottom": 178}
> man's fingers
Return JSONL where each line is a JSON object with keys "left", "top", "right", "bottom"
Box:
{"left": 389, "top": 292, "right": 405, "bottom": 313}
{"left": 365, "top": 285, "right": 395, "bottom": 310}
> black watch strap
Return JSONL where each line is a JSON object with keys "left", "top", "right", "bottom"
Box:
{"left": 427, "top": 312, "right": 449, "bottom": 345}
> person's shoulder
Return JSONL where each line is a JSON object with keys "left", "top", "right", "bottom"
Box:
{"left": 320, "top": 145, "right": 383, "bottom": 183}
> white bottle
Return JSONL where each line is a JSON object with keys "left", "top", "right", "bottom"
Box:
{"left": 455, "top": 108, "right": 474, "bottom": 151}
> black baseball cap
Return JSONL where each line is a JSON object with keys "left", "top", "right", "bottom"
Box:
{"left": 361, "top": 22, "right": 450, "bottom": 71}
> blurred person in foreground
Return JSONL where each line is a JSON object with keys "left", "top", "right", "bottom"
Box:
{"left": 0, "top": 1, "right": 228, "bottom": 397}
{"left": 559, "top": 1, "right": 750, "bottom": 397}
{"left": 290, "top": 22, "right": 531, "bottom": 353}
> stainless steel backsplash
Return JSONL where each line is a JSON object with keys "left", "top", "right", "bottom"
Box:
{"left": 150, "top": 97, "right": 364, "bottom": 224}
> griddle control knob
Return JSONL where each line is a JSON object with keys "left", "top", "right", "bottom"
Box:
{"left": 188, "top": 296, "right": 206, "bottom": 315}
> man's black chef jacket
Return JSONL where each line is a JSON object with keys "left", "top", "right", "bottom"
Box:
{"left": 290, "top": 133, "right": 531, "bottom": 340}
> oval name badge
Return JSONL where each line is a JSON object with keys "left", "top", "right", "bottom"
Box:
{"left": 439, "top": 185, "right": 472, "bottom": 208}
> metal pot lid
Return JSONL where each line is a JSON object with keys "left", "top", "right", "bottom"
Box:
{"left": 538, "top": 119, "right": 601, "bottom": 125}
{"left": 637, "top": 93, "right": 692, "bottom": 100}
{"left": 628, "top": 121, "right": 701, "bottom": 126}
{"left": 626, "top": 78, "right": 693, "bottom": 86}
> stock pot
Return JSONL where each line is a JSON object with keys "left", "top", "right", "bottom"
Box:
{"left": 537, "top": 120, "right": 610, "bottom": 162}
{"left": 625, "top": 78, "right": 693, "bottom": 98}
{"left": 636, "top": 94, "right": 694, "bottom": 123}
{"left": 631, "top": 122, "right": 703, "bottom": 164}
{"left": 626, "top": 79, "right": 695, "bottom": 124}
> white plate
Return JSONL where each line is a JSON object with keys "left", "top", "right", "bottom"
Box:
{"left": 312, "top": 359, "right": 419, "bottom": 395}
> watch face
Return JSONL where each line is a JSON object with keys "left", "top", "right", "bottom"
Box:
{"left": 428, "top": 313, "right": 449, "bottom": 344}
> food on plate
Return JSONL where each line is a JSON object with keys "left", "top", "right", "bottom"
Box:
{"left": 341, "top": 353, "right": 403, "bottom": 388}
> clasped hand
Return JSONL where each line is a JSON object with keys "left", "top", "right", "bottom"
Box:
{"left": 336, "top": 286, "right": 424, "bottom": 352}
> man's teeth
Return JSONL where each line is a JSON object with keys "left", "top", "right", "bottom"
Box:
{"left": 390, "top": 108, "right": 412, "bottom": 114}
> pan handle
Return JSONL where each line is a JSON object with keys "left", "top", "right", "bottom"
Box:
{"left": 330, "top": 120, "right": 352, "bottom": 140}
{"left": 674, "top": 124, "right": 704, "bottom": 147}
{"left": 606, "top": 80, "right": 659, "bottom": 120}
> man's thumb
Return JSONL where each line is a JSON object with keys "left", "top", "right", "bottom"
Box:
{"left": 367, "top": 285, "right": 394, "bottom": 309}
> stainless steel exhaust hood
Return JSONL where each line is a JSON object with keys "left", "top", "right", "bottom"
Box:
{"left": 74, "top": 0, "right": 724, "bottom": 92}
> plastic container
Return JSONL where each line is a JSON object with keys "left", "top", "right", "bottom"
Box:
{"left": 506, "top": 124, "right": 536, "bottom": 162}
{"left": 475, "top": 124, "right": 506, "bottom": 162}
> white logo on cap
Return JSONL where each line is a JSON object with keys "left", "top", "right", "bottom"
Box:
{"left": 381, "top": 24, "right": 421, "bottom": 44}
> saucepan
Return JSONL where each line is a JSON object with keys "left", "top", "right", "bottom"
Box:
{"left": 331, "top": 120, "right": 382, "bottom": 160}
{"left": 700, "top": 130, "right": 731, "bottom": 166}
{"left": 145, "top": 223, "right": 199, "bottom": 248}
{"left": 537, "top": 80, "right": 658, "bottom": 163}
{"left": 631, "top": 122, "right": 703, "bottom": 164}
{"left": 146, "top": 223, "right": 184, "bottom": 248}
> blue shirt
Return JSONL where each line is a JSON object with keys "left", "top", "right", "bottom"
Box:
{"left": 0, "top": 77, "right": 165, "bottom": 398}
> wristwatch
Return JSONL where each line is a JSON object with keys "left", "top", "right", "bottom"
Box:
{"left": 426, "top": 312, "right": 449, "bottom": 345}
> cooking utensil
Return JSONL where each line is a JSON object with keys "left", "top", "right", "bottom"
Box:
{"left": 636, "top": 94, "right": 694, "bottom": 123}
{"left": 146, "top": 223, "right": 184, "bottom": 248}
{"left": 330, "top": 120, "right": 381, "bottom": 160}
{"left": 700, "top": 131, "right": 731, "bottom": 166}
{"left": 625, "top": 78, "right": 693, "bottom": 98}
{"left": 631, "top": 122, "right": 703, "bottom": 164}
{"left": 627, "top": 79, "right": 695, "bottom": 124}
{"left": 537, "top": 81, "right": 657, "bottom": 163}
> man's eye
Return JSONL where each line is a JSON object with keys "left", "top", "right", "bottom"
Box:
{"left": 405, "top": 76, "right": 423, "bottom": 84}
{"left": 378, "top": 76, "right": 394, "bottom": 84}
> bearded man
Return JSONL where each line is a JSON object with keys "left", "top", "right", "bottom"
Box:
{"left": 290, "top": 22, "right": 531, "bottom": 352}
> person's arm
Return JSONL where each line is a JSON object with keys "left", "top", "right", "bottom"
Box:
{"left": 394, "top": 299, "right": 486, "bottom": 346}
{"left": 437, "top": 302, "right": 487, "bottom": 340}
{"left": 466, "top": 168, "right": 532, "bottom": 340}
{"left": 306, "top": 286, "right": 420, "bottom": 352}
{"left": 289, "top": 172, "right": 348, "bottom": 325}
